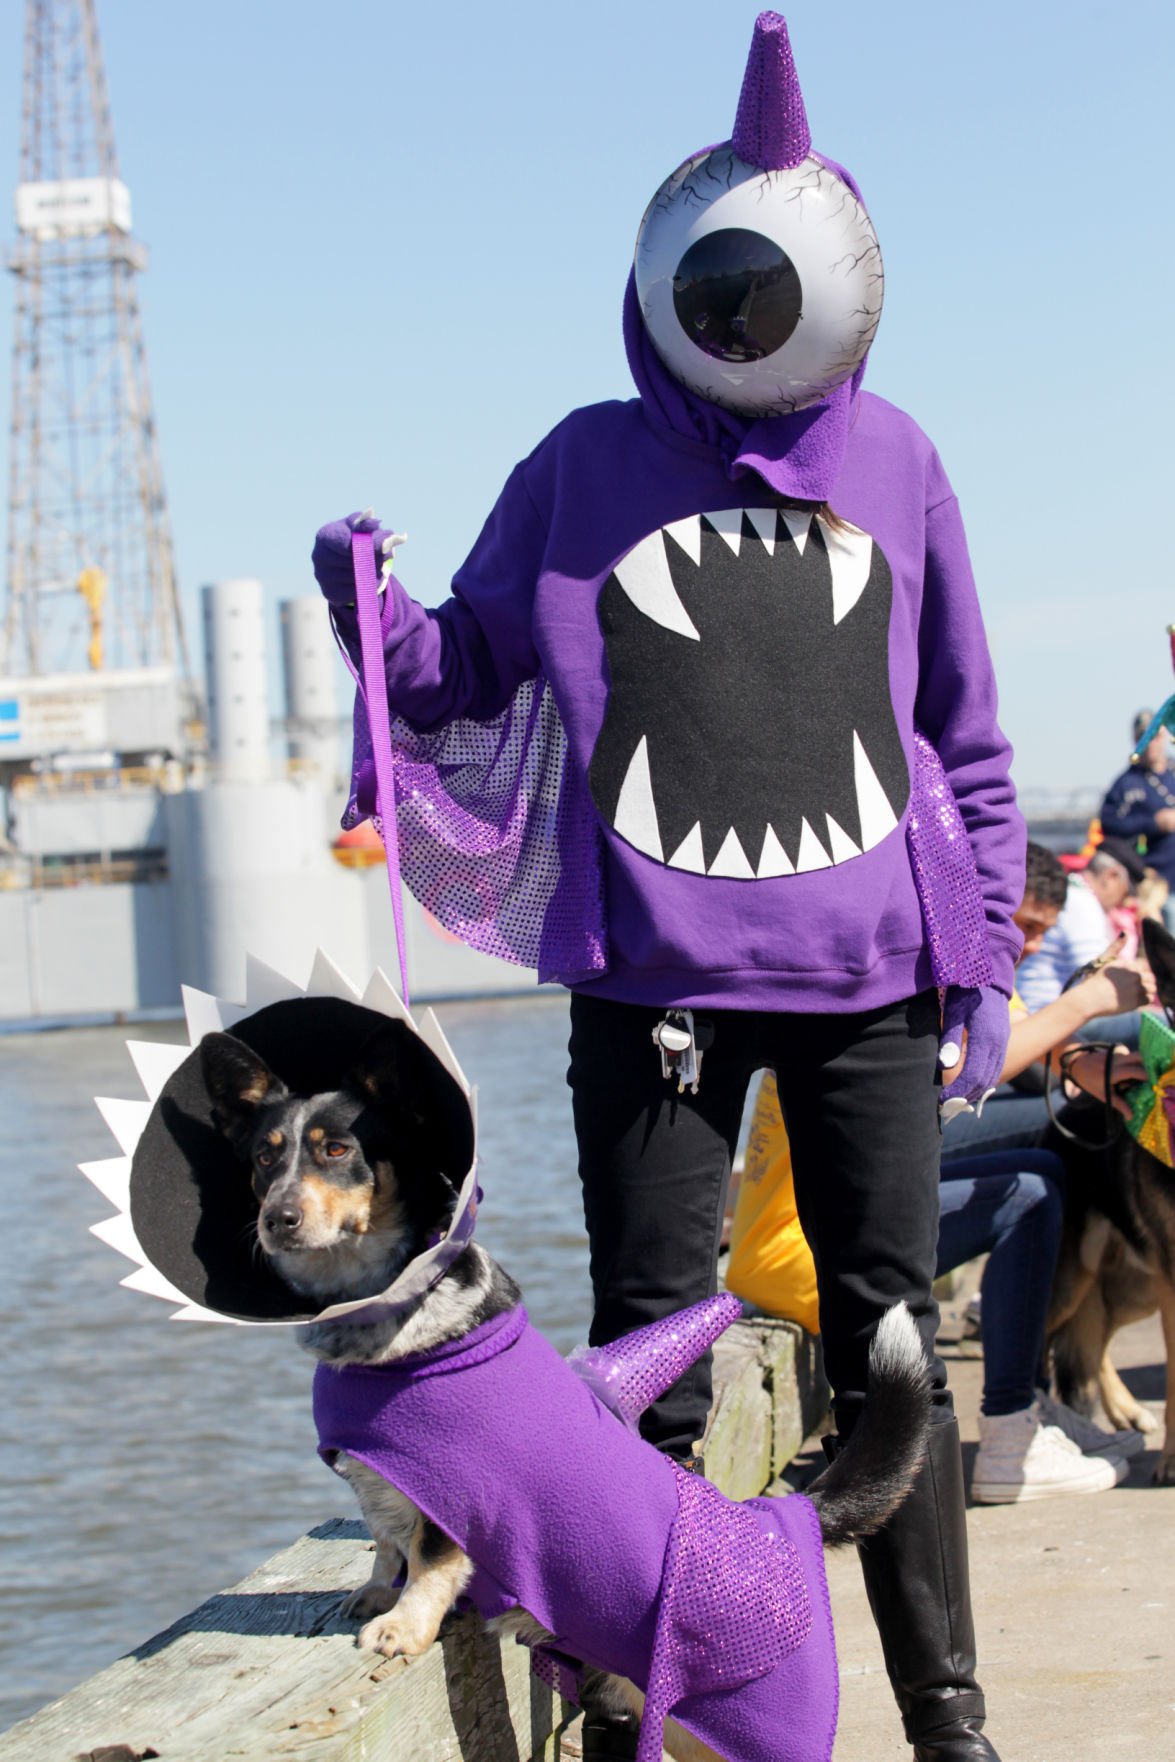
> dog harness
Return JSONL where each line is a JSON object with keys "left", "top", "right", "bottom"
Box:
{"left": 314, "top": 1305, "right": 838, "bottom": 1762}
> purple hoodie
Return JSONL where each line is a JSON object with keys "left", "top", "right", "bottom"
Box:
{"left": 314, "top": 1306, "right": 838, "bottom": 1762}
{"left": 331, "top": 16, "right": 1023, "bottom": 1007}
{"left": 335, "top": 374, "right": 1022, "bottom": 1009}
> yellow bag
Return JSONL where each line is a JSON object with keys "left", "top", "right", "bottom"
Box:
{"left": 726, "top": 1072, "right": 821, "bottom": 1335}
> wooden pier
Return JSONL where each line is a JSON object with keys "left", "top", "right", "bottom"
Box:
{"left": 3, "top": 1318, "right": 827, "bottom": 1762}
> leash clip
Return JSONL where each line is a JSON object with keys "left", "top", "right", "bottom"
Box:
{"left": 653, "top": 1008, "right": 702, "bottom": 1093}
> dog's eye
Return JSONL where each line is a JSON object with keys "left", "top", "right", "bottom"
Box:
{"left": 256, "top": 1149, "right": 273, "bottom": 1168}
{"left": 325, "top": 1142, "right": 349, "bottom": 1158}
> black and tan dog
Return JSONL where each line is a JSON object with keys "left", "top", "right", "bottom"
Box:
{"left": 199, "top": 1022, "right": 932, "bottom": 1762}
{"left": 1047, "top": 917, "right": 1175, "bottom": 1485}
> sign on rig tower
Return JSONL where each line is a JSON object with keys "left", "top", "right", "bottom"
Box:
{"left": 3, "top": 0, "right": 190, "bottom": 697}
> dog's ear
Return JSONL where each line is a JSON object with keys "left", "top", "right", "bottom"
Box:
{"left": 1142, "top": 917, "right": 1175, "bottom": 1023}
{"left": 200, "top": 1032, "right": 289, "bottom": 1156}
{"left": 348, "top": 1024, "right": 427, "bottom": 1127}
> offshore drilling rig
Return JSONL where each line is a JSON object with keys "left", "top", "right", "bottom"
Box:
{"left": 4, "top": 0, "right": 191, "bottom": 707}
{"left": 0, "top": 1, "right": 518, "bottom": 1020}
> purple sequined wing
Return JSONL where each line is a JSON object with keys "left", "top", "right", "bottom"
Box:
{"left": 906, "top": 732, "right": 994, "bottom": 990}
{"left": 345, "top": 672, "right": 607, "bottom": 984}
{"left": 635, "top": 1470, "right": 813, "bottom": 1762}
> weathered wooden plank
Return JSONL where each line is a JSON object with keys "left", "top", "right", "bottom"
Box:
{"left": 704, "top": 1326, "right": 774, "bottom": 1500}
{"left": 4, "top": 1319, "right": 827, "bottom": 1762}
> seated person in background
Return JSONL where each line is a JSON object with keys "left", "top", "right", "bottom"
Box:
{"left": 728, "top": 1074, "right": 1144, "bottom": 1503}
{"left": 1100, "top": 712, "right": 1175, "bottom": 934}
{"left": 941, "top": 841, "right": 1152, "bottom": 1158}
{"left": 1014, "top": 838, "right": 1148, "bottom": 1024}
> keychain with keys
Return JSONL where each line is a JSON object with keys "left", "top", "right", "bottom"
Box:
{"left": 653, "top": 1008, "right": 703, "bottom": 1093}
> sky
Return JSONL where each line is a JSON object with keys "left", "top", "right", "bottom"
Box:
{"left": 1, "top": 0, "right": 1172, "bottom": 799}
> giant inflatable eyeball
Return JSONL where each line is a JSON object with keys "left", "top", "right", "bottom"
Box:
{"left": 634, "top": 146, "right": 883, "bottom": 417}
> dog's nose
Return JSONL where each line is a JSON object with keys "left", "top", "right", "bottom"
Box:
{"left": 264, "top": 1203, "right": 303, "bottom": 1235}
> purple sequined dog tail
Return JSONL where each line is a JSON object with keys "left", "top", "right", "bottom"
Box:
{"left": 569, "top": 1293, "right": 744, "bottom": 1429}
{"left": 731, "top": 11, "right": 812, "bottom": 170}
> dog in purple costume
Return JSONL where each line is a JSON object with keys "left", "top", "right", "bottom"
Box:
{"left": 149, "top": 992, "right": 934, "bottom": 1762}
{"left": 312, "top": 1293, "right": 929, "bottom": 1762}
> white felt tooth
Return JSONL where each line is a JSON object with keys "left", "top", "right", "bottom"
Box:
{"left": 825, "top": 815, "right": 862, "bottom": 864}
{"left": 708, "top": 828, "right": 756, "bottom": 879}
{"left": 613, "top": 737, "right": 664, "bottom": 862}
{"left": 182, "top": 985, "right": 227, "bottom": 1045}
{"left": 417, "top": 1008, "right": 471, "bottom": 1096}
{"left": 244, "top": 954, "right": 306, "bottom": 1011}
{"left": 780, "top": 509, "right": 811, "bottom": 555}
{"left": 361, "top": 968, "right": 417, "bottom": 1031}
{"left": 797, "top": 819, "right": 833, "bottom": 873}
{"left": 757, "top": 824, "right": 795, "bottom": 877}
{"left": 125, "top": 1039, "right": 189, "bottom": 1101}
{"left": 704, "top": 509, "right": 742, "bottom": 556}
{"left": 90, "top": 1211, "right": 147, "bottom": 1266}
{"left": 745, "top": 507, "right": 777, "bottom": 556}
{"left": 79, "top": 1157, "right": 132, "bottom": 1210}
{"left": 306, "top": 949, "right": 362, "bottom": 1002}
{"left": 667, "top": 822, "right": 707, "bottom": 874}
{"left": 614, "top": 531, "right": 700, "bottom": 641}
{"left": 170, "top": 1304, "right": 245, "bottom": 1325}
{"left": 663, "top": 514, "right": 702, "bottom": 566}
{"left": 823, "top": 519, "right": 872, "bottom": 625}
{"left": 94, "top": 1096, "right": 153, "bottom": 1157}
{"left": 854, "top": 733, "right": 900, "bottom": 849}
{"left": 121, "top": 1265, "right": 191, "bottom": 1305}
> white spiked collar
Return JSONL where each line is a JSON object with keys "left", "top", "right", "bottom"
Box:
{"left": 83, "top": 950, "right": 478, "bottom": 1326}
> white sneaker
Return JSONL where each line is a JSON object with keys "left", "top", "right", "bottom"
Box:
{"left": 1036, "top": 1393, "right": 1146, "bottom": 1462}
{"left": 971, "top": 1404, "right": 1123, "bottom": 1503}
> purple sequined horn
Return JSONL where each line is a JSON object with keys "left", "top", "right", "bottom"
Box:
{"left": 569, "top": 1292, "right": 744, "bottom": 1428}
{"left": 731, "top": 11, "right": 812, "bottom": 171}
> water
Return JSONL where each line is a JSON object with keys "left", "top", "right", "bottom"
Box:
{"left": 0, "top": 995, "right": 592, "bottom": 1732}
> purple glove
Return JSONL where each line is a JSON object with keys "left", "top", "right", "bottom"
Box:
{"left": 312, "top": 510, "right": 397, "bottom": 606}
{"left": 939, "top": 985, "right": 1011, "bottom": 1122}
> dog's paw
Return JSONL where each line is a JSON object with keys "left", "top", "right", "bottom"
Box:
{"left": 342, "top": 1580, "right": 399, "bottom": 1622}
{"left": 1103, "top": 1401, "right": 1156, "bottom": 1434}
{"left": 1153, "top": 1452, "right": 1175, "bottom": 1487}
{"left": 358, "top": 1609, "right": 439, "bottom": 1659}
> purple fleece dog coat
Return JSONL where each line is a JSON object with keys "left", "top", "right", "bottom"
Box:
{"left": 314, "top": 1304, "right": 838, "bottom": 1762}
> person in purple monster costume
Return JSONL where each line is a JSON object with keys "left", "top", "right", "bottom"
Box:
{"left": 314, "top": 14, "right": 1023, "bottom": 1760}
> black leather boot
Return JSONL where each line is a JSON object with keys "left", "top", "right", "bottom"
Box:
{"left": 852, "top": 1418, "right": 1001, "bottom": 1760}
{"left": 580, "top": 1707, "right": 640, "bottom": 1761}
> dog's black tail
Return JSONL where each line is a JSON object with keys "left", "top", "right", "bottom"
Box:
{"left": 804, "top": 1302, "right": 931, "bottom": 1547}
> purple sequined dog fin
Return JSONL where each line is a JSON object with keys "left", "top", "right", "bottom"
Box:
{"left": 568, "top": 1293, "right": 743, "bottom": 1429}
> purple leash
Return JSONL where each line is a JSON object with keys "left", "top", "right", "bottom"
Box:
{"left": 349, "top": 530, "right": 411, "bottom": 1004}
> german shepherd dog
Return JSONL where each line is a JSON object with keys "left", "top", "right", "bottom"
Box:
{"left": 1047, "top": 916, "right": 1175, "bottom": 1485}
{"left": 200, "top": 1025, "right": 931, "bottom": 1762}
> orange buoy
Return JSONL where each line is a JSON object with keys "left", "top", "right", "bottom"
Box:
{"left": 331, "top": 821, "right": 385, "bottom": 869}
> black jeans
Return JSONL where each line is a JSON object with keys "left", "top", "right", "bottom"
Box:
{"left": 568, "top": 990, "right": 950, "bottom": 1457}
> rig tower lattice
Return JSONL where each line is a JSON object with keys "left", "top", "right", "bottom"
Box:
{"left": 3, "top": 0, "right": 189, "bottom": 684}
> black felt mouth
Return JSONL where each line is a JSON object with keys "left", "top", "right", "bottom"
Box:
{"left": 588, "top": 508, "right": 909, "bottom": 878}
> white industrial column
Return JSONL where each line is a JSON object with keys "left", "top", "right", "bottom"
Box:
{"left": 280, "top": 595, "right": 340, "bottom": 786}
{"left": 202, "top": 579, "right": 270, "bottom": 781}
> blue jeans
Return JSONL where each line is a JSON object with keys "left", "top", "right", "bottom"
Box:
{"left": 1075, "top": 1009, "right": 1141, "bottom": 1048}
{"left": 936, "top": 1149, "right": 1065, "bottom": 1417}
